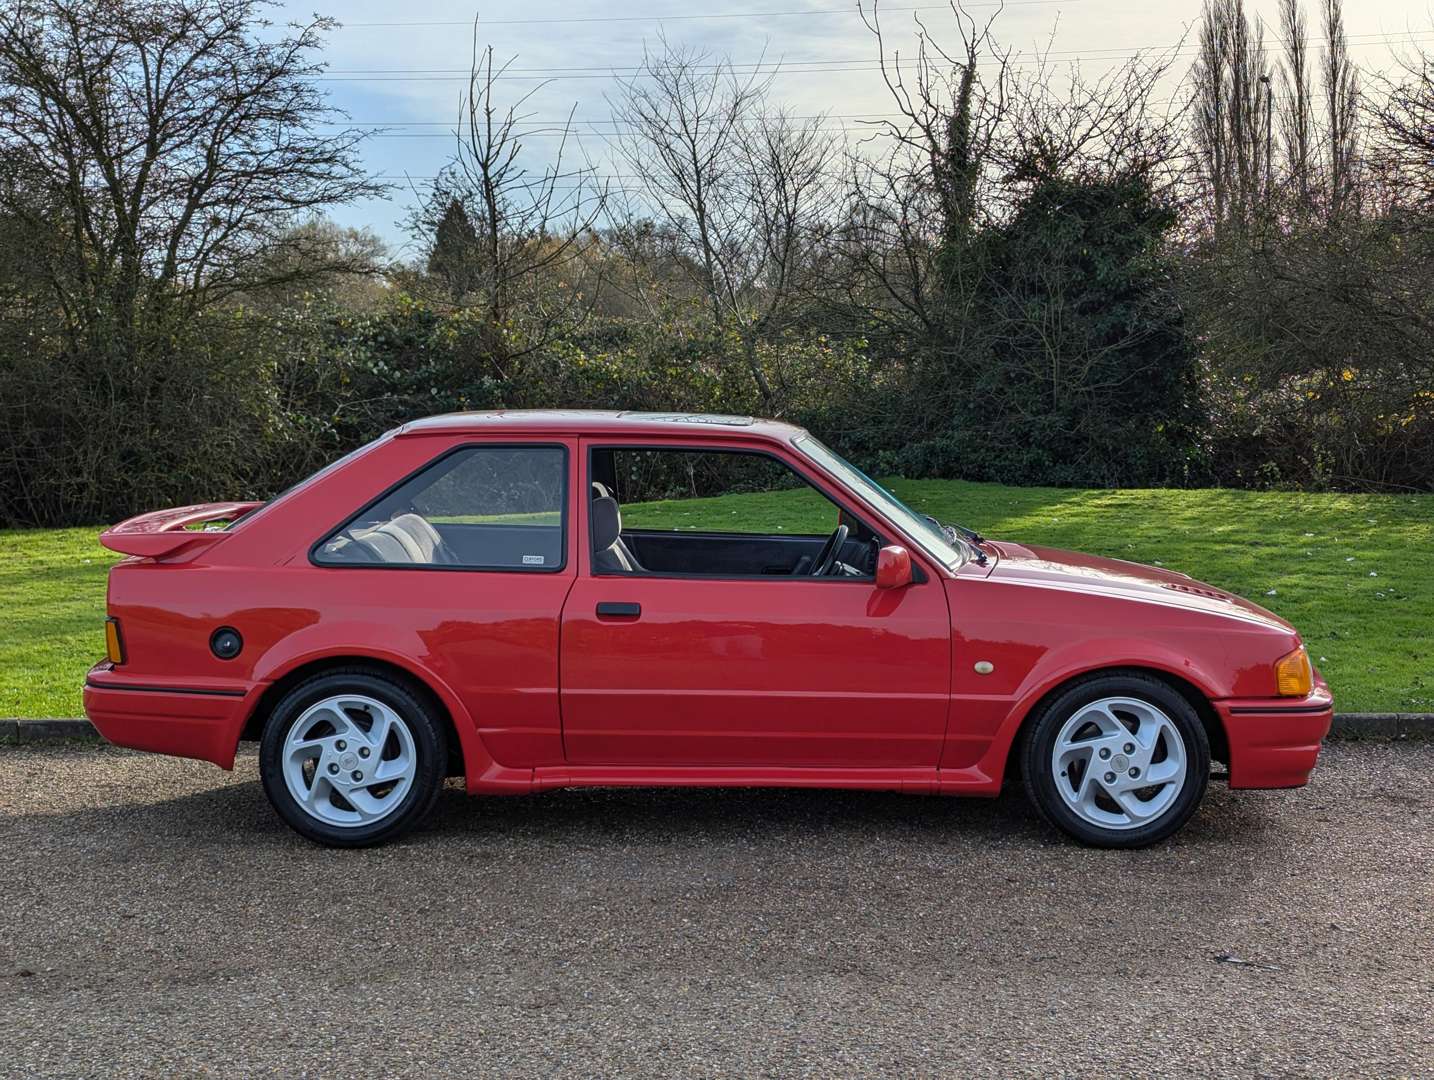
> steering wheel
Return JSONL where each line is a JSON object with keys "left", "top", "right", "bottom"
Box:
{"left": 809, "top": 524, "right": 849, "bottom": 577}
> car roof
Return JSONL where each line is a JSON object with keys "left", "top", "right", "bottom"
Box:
{"left": 394, "top": 409, "right": 808, "bottom": 442}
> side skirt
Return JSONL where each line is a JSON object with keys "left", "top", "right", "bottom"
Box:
{"left": 502, "top": 764, "right": 1004, "bottom": 796}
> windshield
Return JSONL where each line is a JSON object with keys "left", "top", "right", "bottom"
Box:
{"left": 793, "top": 434, "right": 963, "bottom": 570}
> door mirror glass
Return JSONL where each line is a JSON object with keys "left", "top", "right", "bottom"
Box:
{"left": 875, "top": 545, "right": 913, "bottom": 589}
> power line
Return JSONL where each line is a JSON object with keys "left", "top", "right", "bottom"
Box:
{"left": 354, "top": 119, "right": 925, "bottom": 141}
{"left": 326, "top": 17, "right": 1426, "bottom": 209}
{"left": 338, "top": 89, "right": 1184, "bottom": 141}
{"left": 377, "top": 177, "right": 645, "bottom": 187}
{"left": 362, "top": 122, "right": 944, "bottom": 138}
{"left": 336, "top": 2, "right": 1078, "bottom": 30}
{"left": 375, "top": 173, "right": 646, "bottom": 179}
{"left": 315, "top": 29, "right": 1434, "bottom": 82}
{"left": 332, "top": 112, "right": 907, "bottom": 126}
{"left": 324, "top": 28, "right": 1429, "bottom": 74}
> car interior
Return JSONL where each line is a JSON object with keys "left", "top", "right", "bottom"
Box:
{"left": 316, "top": 445, "right": 567, "bottom": 570}
{"left": 319, "top": 513, "right": 566, "bottom": 570}
{"left": 588, "top": 449, "right": 880, "bottom": 578}
{"left": 316, "top": 444, "right": 881, "bottom": 578}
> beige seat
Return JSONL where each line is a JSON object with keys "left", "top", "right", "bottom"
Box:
{"left": 335, "top": 513, "right": 452, "bottom": 564}
{"left": 372, "top": 513, "right": 450, "bottom": 563}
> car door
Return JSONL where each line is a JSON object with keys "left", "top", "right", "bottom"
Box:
{"left": 558, "top": 438, "right": 952, "bottom": 768}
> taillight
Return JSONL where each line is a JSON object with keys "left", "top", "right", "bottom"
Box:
{"left": 104, "top": 617, "right": 126, "bottom": 665}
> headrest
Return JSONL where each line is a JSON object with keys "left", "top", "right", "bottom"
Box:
{"left": 591, "top": 481, "right": 612, "bottom": 500}
{"left": 591, "top": 495, "right": 622, "bottom": 551}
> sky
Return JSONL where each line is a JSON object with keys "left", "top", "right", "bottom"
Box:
{"left": 273, "top": 0, "right": 1434, "bottom": 251}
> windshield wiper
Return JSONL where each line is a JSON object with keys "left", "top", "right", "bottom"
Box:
{"left": 953, "top": 522, "right": 986, "bottom": 545}
{"left": 926, "top": 515, "right": 988, "bottom": 565}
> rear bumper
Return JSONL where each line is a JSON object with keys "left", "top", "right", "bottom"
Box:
{"left": 1216, "top": 680, "right": 1334, "bottom": 789}
{"left": 82, "top": 662, "right": 254, "bottom": 769}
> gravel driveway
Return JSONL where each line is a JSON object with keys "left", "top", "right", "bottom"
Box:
{"left": 1, "top": 741, "right": 1431, "bottom": 1078}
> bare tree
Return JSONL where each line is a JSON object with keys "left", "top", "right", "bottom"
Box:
{"left": 0, "top": 0, "right": 382, "bottom": 349}
{"left": 610, "top": 36, "right": 835, "bottom": 408}
{"left": 837, "top": 3, "right": 1179, "bottom": 331}
{"left": 1279, "top": 0, "right": 1314, "bottom": 211}
{"left": 411, "top": 28, "right": 608, "bottom": 370}
{"left": 738, "top": 107, "right": 835, "bottom": 337}
{"left": 1193, "top": 2, "right": 1230, "bottom": 227}
{"left": 823, "top": 0, "right": 1010, "bottom": 352}
{"left": 610, "top": 38, "right": 766, "bottom": 329}
{"left": 242, "top": 218, "right": 388, "bottom": 311}
{"left": 1373, "top": 39, "right": 1434, "bottom": 209}
{"left": 1000, "top": 42, "right": 1186, "bottom": 194}
{"left": 828, "top": 148, "right": 947, "bottom": 342}
{"left": 1321, "top": 0, "right": 1360, "bottom": 219}
{"left": 1190, "top": 0, "right": 1275, "bottom": 238}
{"left": 861, "top": 1, "right": 1010, "bottom": 251}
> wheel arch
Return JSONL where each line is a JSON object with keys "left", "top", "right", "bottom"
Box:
{"left": 995, "top": 663, "right": 1229, "bottom": 785}
{"left": 238, "top": 651, "right": 484, "bottom": 781}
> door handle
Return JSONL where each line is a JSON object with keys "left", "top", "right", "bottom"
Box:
{"left": 596, "top": 601, "right": 641, "bottom": 619}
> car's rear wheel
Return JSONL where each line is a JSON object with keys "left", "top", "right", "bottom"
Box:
{"left": 259, "top": 669, "right": 446, "bottom": 847}
{"left": 1021, "top": 673, "right": 1210, "bottom": 848}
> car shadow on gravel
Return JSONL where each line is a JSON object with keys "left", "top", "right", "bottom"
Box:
{"left": 9, "top": 754, "right": 1271, "bottom": 855}
{"left": 428, "top": 777, "right": 1270, "bottom": 849}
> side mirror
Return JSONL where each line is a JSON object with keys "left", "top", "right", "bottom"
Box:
{"left": 875, "top": 545, "right": 913, "bottom": 589}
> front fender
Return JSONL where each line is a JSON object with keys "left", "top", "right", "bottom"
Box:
{"left": 952, "top": 636, "right": 1229, "bottom": 791}
{"left": 1008, "top": 636, "right": 1227, "bottom": 715}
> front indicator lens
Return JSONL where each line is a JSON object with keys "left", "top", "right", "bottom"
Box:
{"left": 104, "top": 617, "right": 125, "bottom": 665}
{"left": 1275, "top": 645, "right": 1312, "bottom": 697}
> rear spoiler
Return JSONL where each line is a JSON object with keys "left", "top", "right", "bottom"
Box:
{"left": 99, "top": 501, "right": 263, "bottom": 558}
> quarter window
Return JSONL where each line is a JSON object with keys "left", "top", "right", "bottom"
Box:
{"left": 316, "top": 445, "right": 566, "bottom": 570}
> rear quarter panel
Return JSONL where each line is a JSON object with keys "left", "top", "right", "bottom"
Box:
{"left": 98, "top": 433, "right": 580, "bottom": 783}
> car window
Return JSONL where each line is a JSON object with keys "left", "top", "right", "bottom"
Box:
{"left": 588, "top": 446, "right": 880, "bottom": 580}
{"left": 315, "top": 445, "right": 567, "bottom": 571}
{"left": 603, "top": 449, "right": 835, "bottom": 535}
{"left": 794, "top": 434, "right": 963, "bottom": 571}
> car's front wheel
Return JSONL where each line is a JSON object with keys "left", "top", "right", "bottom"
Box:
{"left": 259, "top": 669, "right": 446, "bottom": 847}
{"left": 1021, "top": 673, "right": 1210, "bottom": 848}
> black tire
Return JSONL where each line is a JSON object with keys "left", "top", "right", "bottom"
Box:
{"left": 1020, "top": 672, "right": 1210, "bottom": 849}
{"left": 259, "top": 667, "right": 447, "bottom": 847}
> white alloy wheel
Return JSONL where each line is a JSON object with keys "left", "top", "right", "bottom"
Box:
{"left": 281, "top": 693, "right": 418, "bottom": 828}
{"left": 1050, "top": 696, "right": 1189, "bottom": 831}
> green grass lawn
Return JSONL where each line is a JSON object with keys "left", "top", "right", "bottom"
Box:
{"left": 3, "top": 481, "right": 1431, "bottom": 717}
{"left": 2, "top": 526, "right": 122, "bottom": 719}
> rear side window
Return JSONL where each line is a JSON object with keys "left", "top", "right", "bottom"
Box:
{"left": 314, "top": 445, "right": 567, "bottom": 571}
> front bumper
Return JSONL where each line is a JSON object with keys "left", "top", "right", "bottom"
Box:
{"left": 1216, "top": 677, "right": 1334, "bottom": 789}
{"left": 82, "top": 661, "right": 253, "bottom": 769}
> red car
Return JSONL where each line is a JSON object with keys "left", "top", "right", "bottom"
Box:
{"left": 84, "top": 411, "right": 1332, "bottom": 848}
